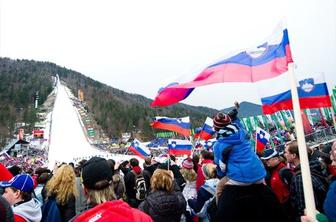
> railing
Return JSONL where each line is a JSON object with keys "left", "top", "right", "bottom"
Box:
{"left": 301, "top": 126, "right": 336, "bottom": 148}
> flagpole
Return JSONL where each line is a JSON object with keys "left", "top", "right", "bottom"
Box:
{"left": 330, "top": 96, "right": 336, "bottom": 132}
{"left": 255, "top": 132, "right": 257, "bottom": 154}
{"left": 288, "top": 63, "right": 316, "bottom": 218}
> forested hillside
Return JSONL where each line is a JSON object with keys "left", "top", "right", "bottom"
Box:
{"left": 0, "top": 58, "right": 219, "bottom": 143}
{"left": 57, "top": 67, "right": 218, "bottom": 140}
{"left": 0, "top": 58, "right": 54, "bottom": 145}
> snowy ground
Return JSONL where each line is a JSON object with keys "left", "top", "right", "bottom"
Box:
{"left": 47, "top": 81, "right": 142, "bottom": 168}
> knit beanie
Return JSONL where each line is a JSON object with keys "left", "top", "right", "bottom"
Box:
{"left": 81, "top": 157, "right": 112, "bottom": 190}
{"left": 182, "top": 158, "right": 193, "bottom": 170}
{"left": 213, "top": 113, "right": 231, "bottom": 131}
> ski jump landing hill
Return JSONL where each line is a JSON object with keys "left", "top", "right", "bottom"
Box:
{"left": 47, "top": 80, "right": 141, "bottom": 169}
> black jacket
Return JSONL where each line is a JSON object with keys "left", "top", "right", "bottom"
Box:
{"left": 216, "top": 184, "right": 289, "bottom": 222}
{"left": 138, "top": 190, "right": 186, "bottom": 222}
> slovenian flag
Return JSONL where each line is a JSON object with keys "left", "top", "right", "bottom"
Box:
{"left": 168, "top": 139, "right": 192, "bottom": 155}
{"left": 151, "top": 116, "right": 191, "bottom": 136}
{"left": 129, "top": 139, "right": 151, "bottom": 159}
{"left": 151, "top": 23, "right": 293, "bottom": 107}
{"left": 195, "top": 117, "right": 216, "bottom": 140}
{"left": 256, "top": 127, "right": 270, "bottom": 153}
{"left": 259, "top": 73, "right": 331, "bottom": 114}
{"left": 204, "top": 139, "right": 216, "bottom": 151}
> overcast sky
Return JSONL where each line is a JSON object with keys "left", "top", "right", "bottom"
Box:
{"left": 1, "top": 0, "right": 335, "bottom": 109}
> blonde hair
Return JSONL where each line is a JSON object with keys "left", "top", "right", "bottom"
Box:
{"left": 46, "top": 165, "right": 78, "bottom": 206}
{"left": 86, "top": 184, "right": 116, "bottom": 205}
{"left": 202, "top": 163, "right": 217, "bottom": 179}
{"left": 180, "top": 168, "right": 197, "bottom": 182}
{"left": 151, "top": 169, "right": 173, "bottom": 193}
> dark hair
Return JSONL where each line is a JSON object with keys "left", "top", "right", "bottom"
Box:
{"left": 10, "top": 187, "right": 32, "bottom": 202}
{"left": 120, "top": 160, "right": 129, "bottom": 168}
{"left": 35, "top": 167, "right": 51, "bottom": 176}
{"left": 106, "top": 159, "right": 115, "bottom": 174}
{"left": 129, "top": 158, "right": 139, "bottom": 167}
{"left": 286, "top": 141, "right": 312, "bottom": 159}
{"left": 286, "top": 141, "right": 299, "bottom": 158}
{"left": 36, "top": 172, "right": 51, "bottom": 184}
{"left": 144, "top": 157, "right": 152, "bottom": 166}
{"left": 170, "top": 155, "right": 176, "bottom": 162}
{"left": 68, "top": 162, "right": 75, "bottom": 168}
{"left": 26, "top": 168, "right": 34, "bottom": 176}
{"left": 77, "top": 159, "right": 88, "bottom": 169}
{"left": 200, "top": 150, "right": 214, "bottom": 160}
{"left": 192, "top": 154, "right": 200, "bottom": 173}
{"left": 8, "top": 166, "right": 21, "bottom": 176}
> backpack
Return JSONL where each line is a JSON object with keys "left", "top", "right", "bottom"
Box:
{"left": 132, "top": 171, "right": 147, "bottom": 201}
{"left": 41, "top": 197, "right": 62, "bottom": 222}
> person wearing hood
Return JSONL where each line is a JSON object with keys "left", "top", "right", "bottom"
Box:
{"left": 0, "top": 174, "right": 42, "bottom": 222}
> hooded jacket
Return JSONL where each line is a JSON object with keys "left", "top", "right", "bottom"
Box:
{"left": 138, "top": 190, "right": 186, "bottom": 222}
{"left": 13, "top": 198, "right": 42, "bottom": 222}
{"left": 213, "top": 119, "right": 266, "bottom": 183}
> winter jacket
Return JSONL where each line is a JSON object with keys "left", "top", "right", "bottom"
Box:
{"left": 41, "top": 196, "right": 62, "bottom": 222}
{"left": 290, "top": 158, "right": 329, "bottom": 220}
{"left": 216, "top": 184, "right": 289, "bottom": 222}
{"left": 113, "top": 173, "right": 126, "bottom": 200}
{"left": 182, "top": 181, "right": 197, "bottom": 213}
{"left": 42, "top": 194, "right": 76, "bottom": 222}
{"left": 170, "top": 164, "right": 186, "bottom": 191}
{"left": 138, "top": 190, "right": 186, "bottom": 222}
{"left": 324, "top": 180, "right": 336, "bottom": 222}
{"left": 59, "top": 195, "right": 76, "bottom": 222}
{"left": 196, "top": 159, "right": 213, "bottom": 191}
{"left": 0, "top": 163, "right": 13, "bottom": 181}
{"left": 71, "top": 200, "right": 153, "bottom": 222}
{"left": 34, "top": 184, "right": 44, "bottom": 204}
{"left": 188, "top": 178, "right": 218, "bottom": 222}
{"left": 13, "top": 198, "right": 42, "bottom": 222}
{"left": 213, "top": 119, "right": 266, "bottom": 183}
{"left": 75, "top": 177, "right": 87, "bottom": 214}
{"left": 125, "top": 166, "right": 143, "bottom": 207}
{"left": 268, "top": 162, "right": 292, "bottom": 204}
{"left": 143, "top": 164, "right": 157, "bottom": 192}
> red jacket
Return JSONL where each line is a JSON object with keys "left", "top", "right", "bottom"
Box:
{"left": 14, "top": 215, "right": 27, "bottom": 222}
{"left": 328, "top": 165, "right": 336, "bottom": 177}
{"left": 270, "top": 162, "right": 290, "bottom": 204}
{"left": 196, "top": 159, "right": 213, "bottom": 191}
{"left": 73, "top": 200, "right": 153, "bottom": 222}
{"left": 0, "top": 163, "right": 13, "bottom": 181}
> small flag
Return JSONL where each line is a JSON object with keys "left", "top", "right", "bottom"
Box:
{"left": 168, "top": 139, "right": 192, "bottom": 156}
{"left": 197, "top": 117, "right": 216, "bottom": 140}
{"left": 129, "top": 139, "right": 151, "bottom": 159}
{"left": 256, "top": 127, "right": 270, "bottom": 153}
